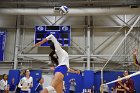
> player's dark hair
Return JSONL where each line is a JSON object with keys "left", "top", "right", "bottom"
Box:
{"left": 24, "top": 69, "right": 30, "bottom": 76}
{"left": 49, "top": 50, "right": 58, "bottom": 66}
{"left": 38, "top": 77, "right": 43, "bottom": 83}
{"left": 48, "top": 40, "right": 55, "bottom": 50}
{"left": 124, "top": 70, "right": 130, "bottom": 74}
{"left": 3, "top": 74, "right": 7, "bottom": 79}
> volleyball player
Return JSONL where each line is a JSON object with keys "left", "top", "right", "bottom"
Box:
{"left": 34, "top": 34, "right": 80, "bottom": 93}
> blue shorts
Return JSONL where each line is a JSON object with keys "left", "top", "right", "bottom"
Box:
{"left": 54, "top": 65, "right": 68, "bottom": 76}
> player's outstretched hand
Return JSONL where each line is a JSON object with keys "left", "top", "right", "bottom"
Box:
{"left": 133, "top": 48, "right": 138, "bottom": 55}
{"left": 75, "top": 70, "right": 81, "bottom": 74}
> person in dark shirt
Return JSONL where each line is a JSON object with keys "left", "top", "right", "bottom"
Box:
{"left": 35, "top": 77, "right": 44, "bottom": 93}
{"left": 123, "top": 70, "right": 134, "bottom": 93}
{"left": 15, "top": 85, "right": 21, "bottom": 93}
{"left": 114, "top": 76, "right": 126, "bottom": 93}
{"left": 9, "top": 78, "right": 16, "bottom": 93}
{"left": 118, "top": 71, "right": 135, "bottom": 93}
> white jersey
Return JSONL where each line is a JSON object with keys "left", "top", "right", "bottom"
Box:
{"left": 18, "top": 76, "right": 33, "bottom": 91}
{"left": 0, "top": 79, "right": 7, "bottom": 90}
{"left": 100, "top": 84, "right": 109, "bottom": 93}
{"left": 69, "top": 82, "right": 76, "bottom": 91}
{"left": 46, "top": 34, "right": 69, "bottom": 68}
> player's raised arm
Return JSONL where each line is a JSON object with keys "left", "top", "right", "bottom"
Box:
{"left": 34, "top": 38, "right": 48, "bottom": 46}
{"left": 46, "top": 34, "right": 62, "bottom": 51}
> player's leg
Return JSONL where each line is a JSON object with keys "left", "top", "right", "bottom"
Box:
{"left": 55, "top": 80, "right": 63, "bottom": 93}
{"left": 40, "top": 72, "right": 64, "bottom": 93}
{"left": 51, "top": 72, "right": 64, "bottom": 93}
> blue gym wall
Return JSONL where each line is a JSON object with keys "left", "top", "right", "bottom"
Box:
{"left": 131, "top": 73, "right": 140, "bottom": 93}
{"left": 83, "top": 70, "right": 94, "bottom": 89}
{"left": 64, "top": 72, "right": 83, "bottom": 93}
{"left": 8, "top": 70, "right": 20, "bottom": 86}
{"left": 64, "top": 70, "right": 94, "bottom": 93}
{"left": 8, "top": 70, "right": 140, "bottom": 93}
{"left": 0, "top": 31, "right": 6, "bottom": 61}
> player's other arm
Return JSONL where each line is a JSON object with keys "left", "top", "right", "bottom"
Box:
{"left": 34, "top": 38, "right": 48, "bottom": 46}
{"left": 34, "top": 34, "right": 61, "bottom": 51}
{"left": 68, "top": 68, "right": 81, "bottom": 74}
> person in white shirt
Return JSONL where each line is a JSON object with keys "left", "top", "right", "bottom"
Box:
{"left": 69, "top": 79, "right": 76, "bottom": 93}
{"left": 100, "top": 81, "right": 109, "bottom": 93}
{"left": 0, "top": 74, "right": 8, "bottom": 93}
{"left": 34, "top": 34, "right": 80, "bottom": 93}
{"left": 18, "top": 69, "right": 33, "bottom": 93}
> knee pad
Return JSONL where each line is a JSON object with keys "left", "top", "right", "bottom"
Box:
{"left": 46, "top": 86, "right": 56, "bottom": 93}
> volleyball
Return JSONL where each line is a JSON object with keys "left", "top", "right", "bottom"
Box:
{"left": 59, "top": 6, "right": 69, "bottom": 15}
